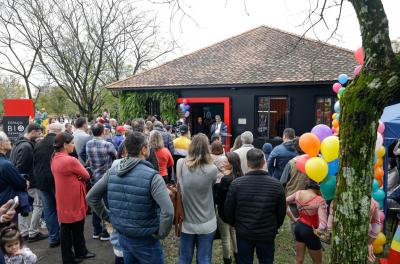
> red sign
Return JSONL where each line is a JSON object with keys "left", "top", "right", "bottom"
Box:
{"left": 3, "top": 99, "right": 34, "bottom": 118}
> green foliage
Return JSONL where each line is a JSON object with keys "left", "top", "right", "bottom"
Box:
{"left": 35, "top": 88, "right": 78, "bottom": 117}
{"left": 0, "top": 77, "right": 27, "bottom": 116}
{"left": 119, "top": 91, "right": 178, "bottom": 123}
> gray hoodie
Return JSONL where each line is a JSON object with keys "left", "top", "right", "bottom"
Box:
{"left": 86, "top": 157, "right": 174, "bottom": 239}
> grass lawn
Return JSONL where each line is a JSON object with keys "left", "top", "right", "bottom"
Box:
{"left": 162, "top": 219, "right": 331, "bottom": 263}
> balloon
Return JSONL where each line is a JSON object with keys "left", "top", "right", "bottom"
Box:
{"left": 338, "top": 74, "right": 349, "bottom": 85}
{"left": 311, "top": 124, "right": 333, "bottom": 142}
{"left": 372, "top": 189, "right": 385, "bottom": 208}
{"left": 332, "top": 119, "right": 339, "bottom": 129}
{"left": 375, "top": 158, "right": 383, "bottom": 168}
{"left": 372, "top": 179, "right": 379, "bottom": 192}
{"left": 331, "top": 127, "right": 336, "bottom": 134}
{"left": 305, "top": 157, "right": 328, "bottom": 183}
{"left": 320, "top": 175, "right": 336, "bottom": 200}
{"left": 182, "top": 99, "right": 188, "bottom": 104}
{"left": 379, "top": 211, "right": 385, "bottom": 223}
{"left": 354, "top": 47, "right": 364, "bottom": 65}
{"left": 184, "top": 104, "right": 190, "bottom": 110}
{"left": 375, "top": 132, "right": 383, "bottom": 152}
{"left": 299, "top": 133, "right": 321, "bottom": 157}
{"left": 373, "top": 244, "right": 383, "bottom": 254}
{"left": 374, "top": 232, "right": 386, "bottom": 246}
{"left": 373, "top": 153, "right": 377, "bottom": 164}
{"left": 179, "top": 103, "right": 185, "bottom": 109}
{"left": 378, "top": 121, "right": 385, "bottom": 134}
{"left": 376, "top": 146, "right": 386, "bottom": 158}
{"left": 184, "top": 111, "right": 190, "bottom": 117}
{"left": 182, "top": 108, "right": 187, "bottom": 113}
{"left": 320, "top": 136, "right": 340, "bottom": 162}
{"left": 332, "top": 82, "right": 342, "bottom": 93}
{"left": 295, "top": 154, "right": 311, "bottom": 174}
{"left": 374, "top": 167, "right": 384, "bottom": 181}
{"left": 328, "top": 159, "right": 339, "bottom": 175}
{"left": 353, "top": 65, "right": 362, "bottom": 77}
{"left": 332, "top": 113, "right": 337, "bottom": 120}
{"left": 334, "top": 101, "right": 340, "bottom": 113}
{"left": 338, "top": 87, "right": 346, "bottom": 97}
{"left": 336, "top": 114, "right": 340, "bottom": 121}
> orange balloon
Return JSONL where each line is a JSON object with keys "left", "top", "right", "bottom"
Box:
{"left": 375, "top": 158, "right": 383, "bottom": 168}
{"left": 332, "top": 113, "right": 337, "bottom": 120}
{"left": 332, "top": 119, "right": 339, "bottom": 128}
{"left": 378, "top": 179, "right": 383, "bottom": 187}
{"left": 374, "top": 167, "right": 384, "bottom": 181}
{"left": 299, "top": 133, "right": 321, "bottom": 157}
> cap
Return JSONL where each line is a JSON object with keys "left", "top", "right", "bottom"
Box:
{"left": 116, "top": 126, "right": 125, "bottom": 133}
{"left": 179, "top": 124, "right": 188, "bottom": 134}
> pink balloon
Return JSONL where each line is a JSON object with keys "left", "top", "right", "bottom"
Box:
{"left": 295, "top": 154, "right": 311, "bottom": 174}
{"left": 353, "top": 65, "right": 362, "bottom": 77}
{"left": 375, "top": 132, "right": 383, "bottom": 152}
{"left": 332, "top": 82, "right": 342, "bottom": 93}
{"left": 379, "top": 211, "right": 385, "bottom": 223}
{"left": 378, "top": 121, "right": 385, "bottom": 134}
{"left": 354, "top": 47, "right": 364, "bottom": 65}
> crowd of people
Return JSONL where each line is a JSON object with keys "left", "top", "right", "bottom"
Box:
{"left": 0, "top": 110, "right": 399, "bottom": 264}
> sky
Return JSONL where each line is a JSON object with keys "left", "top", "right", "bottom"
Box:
{"left": 150, "top": 0, "right": 400, "bottom": 58}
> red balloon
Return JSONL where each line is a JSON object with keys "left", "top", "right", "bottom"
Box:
{"left": 295, "top": 154, "right": 311, "bottom": 174}
{"left": 182, "top": 99, "right": 188, "bottom": 104}
{"left": 354, "top": 47, "right": 364, "bottom": 65}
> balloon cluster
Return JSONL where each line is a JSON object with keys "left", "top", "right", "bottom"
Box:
{"left": 179, "top": 99, "right": 190, "bottom": 118}
{"left": 331, "top": 73, "right": 348, "bottom": 135}
{"left": 296, "top": 125, "right": 339, "bottom": 201}
{"left": 372, "top": 121, "right": 386, "bottom": 209}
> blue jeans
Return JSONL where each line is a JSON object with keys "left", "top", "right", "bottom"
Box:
{"left": 236, "top": 237, "right": 275, "bottom": 264}
{"left": 118, "top": 234, "right": 164, "bottom": 264}
{"left": 178, "top": 231, "right": 215, "bottom": 264}
{"left": 39, "top": 190, "right": 60, "bottom": 243}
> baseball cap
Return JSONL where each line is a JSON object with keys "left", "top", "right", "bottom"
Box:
{"left": 179, "top": 124, "right": 188, "bottom": 134}
{"left": 116, "top": 126, "right": 125, "bottom": 133}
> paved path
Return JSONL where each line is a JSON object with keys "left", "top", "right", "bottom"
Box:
{"left": 29, "top": 216, "right": 114, "bottom": 264}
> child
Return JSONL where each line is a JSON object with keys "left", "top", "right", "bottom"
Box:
{"left": 1, "top": 224, "right": 37, "bottom": 264}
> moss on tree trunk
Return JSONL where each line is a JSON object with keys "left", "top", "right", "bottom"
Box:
{"left": 330, "top": 1, "right": 400, "bottom": 262}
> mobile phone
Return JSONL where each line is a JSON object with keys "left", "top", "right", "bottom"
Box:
{"left": 7, "top": 196, "right": 19, "bottom": 213}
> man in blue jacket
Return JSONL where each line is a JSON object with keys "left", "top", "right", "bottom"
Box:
{"left": 267, "top": 128, "right": 298, "bottom": 181}
{"left": 88, "top": 131, "right": 173, "bottom": 263}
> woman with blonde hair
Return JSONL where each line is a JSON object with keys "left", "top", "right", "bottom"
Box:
{"left": 149, "top": 130, "right": 174, "bottom": 184}
{"left": 178, "top": 133, "right": 218, "bottom": 264}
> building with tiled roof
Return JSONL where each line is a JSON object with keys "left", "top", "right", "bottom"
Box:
{"left": 107, "top": 26, "right": 356, "bottom": 148}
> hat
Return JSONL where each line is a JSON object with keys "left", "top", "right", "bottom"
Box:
{"left": 116, "top": 126, "right": 125, "bottom": 133}
{"left": 48, "top": 123, "right": 62, "bottom": 133}
{"left": 179, "top": 124, "right": 188, "bottom": 134}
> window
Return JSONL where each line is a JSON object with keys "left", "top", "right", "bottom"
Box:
{"left": 315, "top": 97, "right": 333, "bottom": 126}
{"left": 256, "top": 97, "right": 288, "bottom": 138}
{"left": 146, "top": 98, "right": 160, "bottom": 117}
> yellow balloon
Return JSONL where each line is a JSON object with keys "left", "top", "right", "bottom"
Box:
{"left": 376, "top": 146, "right": 386, "bottom": 158}
{"left": 373, "top": 244, "right": 383, "bottom": 254}
{"left": 374, "top": 232, "right": 386, "bottom": 245}
{"left": 305, "top": 157, "right": 328, "bottom": 183}
{"left": 320, "top": 136, "right": 340, "bottom": 162}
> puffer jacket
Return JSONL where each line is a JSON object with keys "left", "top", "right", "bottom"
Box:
{"left": 267, "top": 140, "right": 297, "bottom": 180}
{"left": 224, "top": 170, "right": 286, "bottom": 243}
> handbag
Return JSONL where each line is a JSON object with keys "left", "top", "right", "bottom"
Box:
{"left": 167, "top": 158, "right": 185, "bottom": 237}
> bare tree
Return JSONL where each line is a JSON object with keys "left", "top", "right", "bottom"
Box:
{"left": 0, "top": 0, "right": 174, "bottom": 117}
{"left": 0, "top": 0, "right": 43, "bottom": 99}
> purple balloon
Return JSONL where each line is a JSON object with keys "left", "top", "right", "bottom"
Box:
{"left": 311, "top": 124, "right": 333, "bottom": 142}
{"left": 185, "top": 105, "right": 190, "bottom": 110}
{"left": 184, "top": 111, "right": 190, "bottom": 117}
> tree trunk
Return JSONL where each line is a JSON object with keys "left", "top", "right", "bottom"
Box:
{"left": 330, "top": 0, "right": 400, "bottom": 263}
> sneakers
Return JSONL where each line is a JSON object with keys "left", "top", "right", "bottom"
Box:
{"left": 100, "top": 233, "right": 110, "bottom": 241}
{"left": 28, "top": 233, "right": 48, "bottom": 243}
{"left": 92, "top": 233, "right": 101, "bottom": 239}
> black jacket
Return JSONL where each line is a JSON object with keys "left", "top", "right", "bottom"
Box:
{"left": 224, "top": 170, "right": 286, "bottom": 243}
{"left": 9, "top": 137, "right": 36, "bottom": 188}
{"left": 33, "top": 133, "right": 56, "bottom": 192}
{"left": 214, "top": 174, "right": 234, "bottom": 222}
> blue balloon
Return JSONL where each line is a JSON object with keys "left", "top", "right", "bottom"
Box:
{"left": 336, "top": 114, "right": 340, "bottom": 121}
{"left": 334, "top": 101, "right": 340, "bottom": 113}
{"left": 372, "top": 189, "right": 385, "bottom": 208}
{"left": 179, "top": 103, "right": 185, "bottom": 109}
{"left": 182, "top": 108, "right": 187, "bottom": 113}
{"left": 373, "top": 154, "right": 377, "bottom": 164}
{"left": 185, "top": 105, "right": 190, "bottom": 110}
{"left": 338, "top": 74, "right": 349, "bottom": 85}
{"left": 328, "top": 159, "right": 339, "bottom": 175}
{"left": 372, "top": 179, "right": 379, "bottom": 192}
{"left": 320, "top": 175, "right": 336, "bottom": 200}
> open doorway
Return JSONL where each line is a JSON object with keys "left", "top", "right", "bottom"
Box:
{"left": 189, "top": 103, "right": 224, "bottom": 137}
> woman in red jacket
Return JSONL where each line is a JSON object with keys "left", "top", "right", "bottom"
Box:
{"left": 150, "top": 130, "right": 174, "bottom": 184}
{"left": 51, "top": 132, "right": 95, "bottom": 264}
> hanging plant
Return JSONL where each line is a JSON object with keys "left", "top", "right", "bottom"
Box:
{"left": 119, "top": 91, "right": 178, "bottom": 123}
